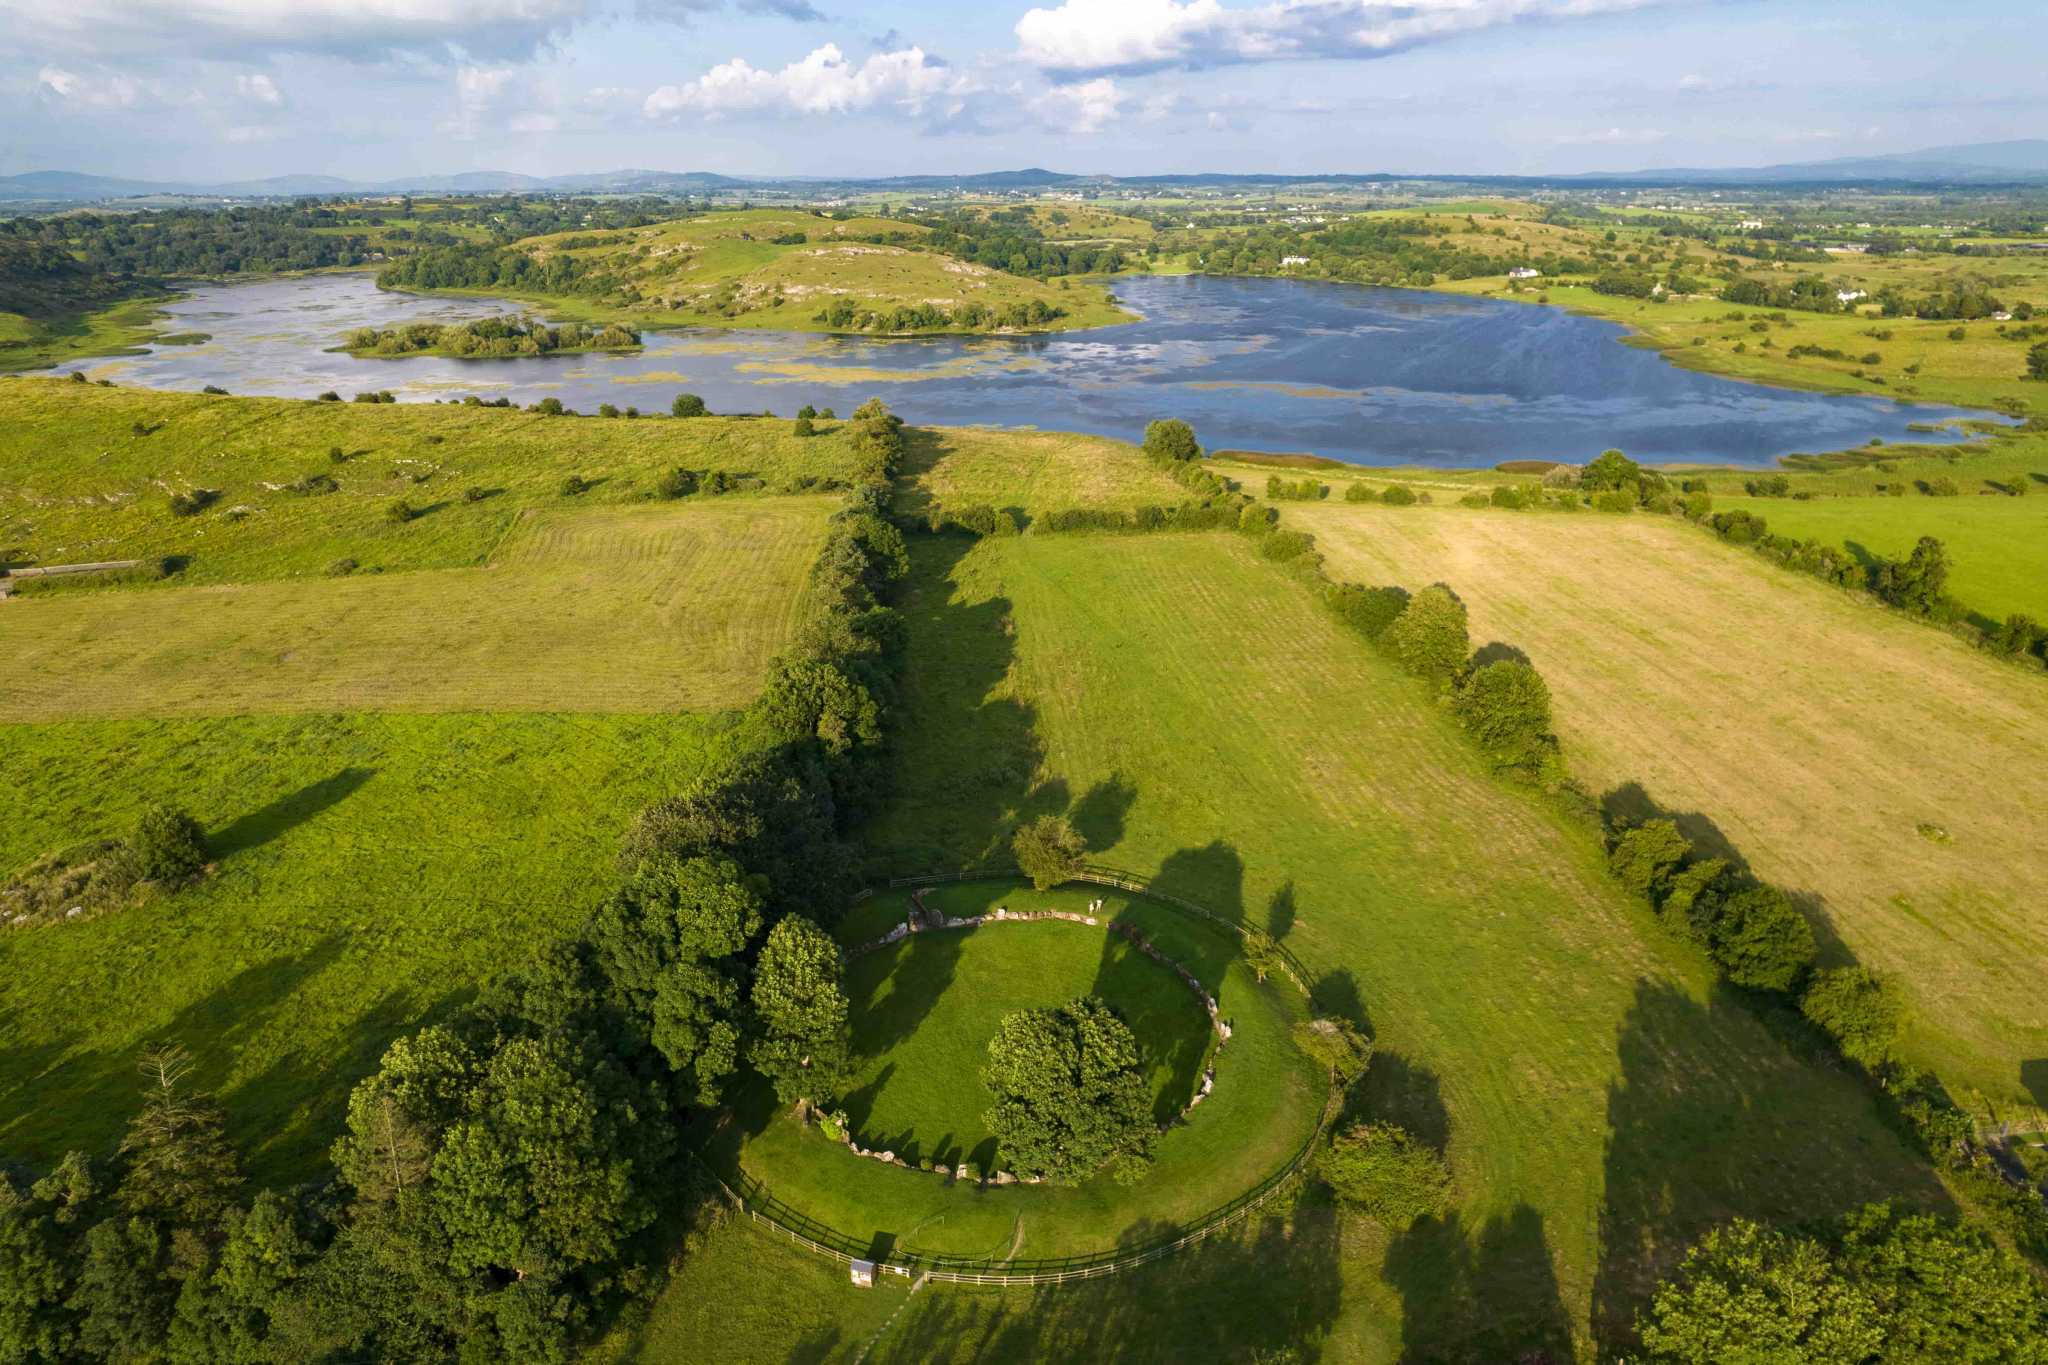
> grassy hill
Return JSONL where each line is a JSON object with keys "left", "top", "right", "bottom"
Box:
{"left": 1289, "top": 499, "right": 2048, "bottom": 1105}
{"left": 387, "top": 208, "right": 1134, "bottom": 335}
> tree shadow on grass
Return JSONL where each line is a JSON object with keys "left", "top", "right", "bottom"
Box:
{"left": 1069, "top": 773, "right": 1137, "bottom": 852}
{"left": 865, "top": 536, "right": 1045, "bottom": 873}
{"left": 2023, "top": 1059, "right": 2048, "bottom": 1110}
{"left": 1590, "top": 976, "right": 1953, "bottom": 1352}
{"left": 869, "top": 1202, "right": 1345, "bottom": 1363}
{"left": 844, "top": 929, "right": 968, "bottom": 1065}
{"left": 1151, "top": 840, "right": 1247, "bottom": 927}
{"left": 1348, "top": 1051, "right": 1446, "bottom": 1152}
{"left": 1090, "top": 930, "right": 1213, "bottom": 1124}
{"left": 1266, "top": 880, "right": 1297, "bottom": 942}
{"left": 1384, "top": 1205, "right": 1576, "bottom": 1364}
{"left": 208, "top": 766, "right": 376, "bottom": 859}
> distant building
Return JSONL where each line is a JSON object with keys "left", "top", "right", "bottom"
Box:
{"left": 1508, "top": 267, "right": 1542, "bottom": 280}
{"left": 1837, "top": 289, "right": 1868, "bottom": 304}
{"left": 1280, "top": 255, "right": 1311, "bottom": 267}
{"left": 1737, "top": 219, "right": 1764, "bottom": 230}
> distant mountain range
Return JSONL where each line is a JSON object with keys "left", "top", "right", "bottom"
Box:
{"left": 7, "top": 141, "right": 2048, "bottom": 203}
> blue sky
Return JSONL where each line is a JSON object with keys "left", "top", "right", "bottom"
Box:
{"left": 2, "top": 0, "right": 2043, "bottom": 181}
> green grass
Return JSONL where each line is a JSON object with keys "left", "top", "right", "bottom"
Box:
{"left": 0, "top": 710, "right": 729, "bottom": 1183}
{"left": 894, "top": 426, "right": 1194, "bottom": 522}
{"left": 837, "top": 884, "right": 1219, "bottom": 1164}
{"left": 401, "top": 208, "right": 1134, "bottom": 336}
{"left": 0, "top": 378, "right": 863, "bottom": 586}
{"left": 0, "top": 497, "right": 834, "bottom": 721}
{"left": 0, "top": 294, "right": 179, "bottom": 374}
{"left": 834, "top": 529, "right": 1941, "bottom": 1355}
{"left": 705, "top": 885, "right": 1319, "bottom": 1264}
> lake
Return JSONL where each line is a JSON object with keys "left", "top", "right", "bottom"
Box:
{"left": 72, "top": 271, "right": 1992, "bottom": 468}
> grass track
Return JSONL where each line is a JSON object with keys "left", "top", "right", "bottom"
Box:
{"left": 0, "top": 497, "right": 834, "bottom": 720}
{"left": 0, "top": 710, "right": 727, "bottom": 1181}
{"left": 1289, "top": 501, "right": 2048, "bottom": 1105}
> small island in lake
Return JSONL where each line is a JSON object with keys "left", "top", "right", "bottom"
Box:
{"left": 340, "top": 315, "right": 641, "bottom": 359}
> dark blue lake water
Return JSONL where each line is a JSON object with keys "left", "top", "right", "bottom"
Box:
{"left": 74, "top": 271, "right": 1990, "bottom": 468}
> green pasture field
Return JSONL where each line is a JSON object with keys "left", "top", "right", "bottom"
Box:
{"left": 792, "top": 529, "right": 1938, "bottom": 1358}
{"left": 895, "top": 425, "right": 1194, "bottom": 521}
{"left": 404, "top": 208, "right": 1133, "bottom": 336}
{"left": 1714, "top": 488, "right": 2048, "bottom": 621}
{"left": 1290, "top": 500, "right": 2048, "bottom": 1107}
{"left": 0, "top": 710, "right": 727, "bottom": 1183}
{"left": 0, "top": 377, "right": 862, "bottom": 586}
{"left": 837, "top": 888, "right": 1218, "bottom": 1158}
{"left": 0, "top": 497, "right": 833, "bottom": 721}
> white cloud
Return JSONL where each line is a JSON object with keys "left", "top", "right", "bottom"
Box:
{"left": 644, "top": 44, "right": 971, "bottom": 120}
{"left": 36, "top": 63, "right": 142, "bottom": 107}
{"left": 443, "top": 63, "right": 557, "bottom": 137}
{"left": 1014, "top": 0, "right": 1698, "bottom": 75}
{"left": 1031, "top": 76, "right": 1123, "bottom": 134}
{"left": 2, "top": 0, "right": 594, "bottom": 62}
{"left": 235, "top": 72, "right": 283, "bottom": 105}
{"left": 1556, "top": 125, "right": 1668, "bottom": 144}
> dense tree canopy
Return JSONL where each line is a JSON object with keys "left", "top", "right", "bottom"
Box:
{"left": 983, "top": 997, "right": 1155, "bottom": 1185}
{"left": 1013, "top": 814, "right": 1088, "bottom": 891}
{"left": 749, "top": 916, "right": 852, "bottom": 1107}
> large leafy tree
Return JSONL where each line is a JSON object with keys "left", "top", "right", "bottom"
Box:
{"left": 586, "top": 855, "right": 763, "bottom": 1105}
{"left": 1451, "top": 659, "right": 1553, "bottom": 769}
{"left": 116, "top": 1045, "right": 243, "bottom": 1240}
{"left": 983, "top": 997, "right": 1154, "bottom": 1185}
{"left": 749, "top": 916, "right": 852, "bottom": 1107}
{"left": 429, "top": 1035, "right": 650, "bottom": 1277}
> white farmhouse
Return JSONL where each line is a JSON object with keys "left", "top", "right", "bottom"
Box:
{"left": 1837, "top": 289, "right": 1868, "bottom": 304}
{"left": 1508, "top": 267, "right": 1542, "bottom": 280}
{"left": 1280, "top": 255, "right": 1311, "bottom": 267}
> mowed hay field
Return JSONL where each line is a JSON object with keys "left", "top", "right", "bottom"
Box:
{"left": 0, "top": 710, "right": 725, "bottom": 1182}
{"left": 895, "top": 426, "right": 1193, "bottom": 521}
{"left": 0, "top": 497, "right": 833, "bottom": 720}
{"left": 852, "top": 531, "right": 1935, "bottom": 1359}
{"left": 1289, "top": 502, "right": 2048, "bottom": 1105}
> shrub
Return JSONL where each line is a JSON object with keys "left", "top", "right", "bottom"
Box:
{"left": 1801, "top": 966, "right": 1909, "bottom": 1068}
{"left": 1258, "top": 529, "right": 1315, "bottom": 562}
{"left": 559, "top": 474, "right": 590, "bottom": 496}
{"left": 386, "top": 499, "right": 418, "bottom": 524}
{"left": 1991, "top": 613, "right": 2042, "bottom": 658}
{"left": 317, "top": 390, "right": 341, "bottom": 402}
{"left": 1318, "top": 1123, "right": 1450, "bottom": 1226}
{"left": 1241, "top": 929, "right": 1284, "bottom": 983}
{"left": 1328, "top": 583, "right": 1410, "bottom": 642}
{"left": 793, "top": 415, "right": 815, "bottom": 437}
{"left": 201, "top": 384, "right": 228, "bottom": 395}
{"left": 166, "top": 489, "right": 214, "bottom": 517}
{"left": 1291, "top": 1017, "right": 1373, "bottom": 1082}
{"left": 1489, "top": 484, "right": 1531, "bottom": 509}
{"left": 1452, "top": 659, "right": 1553, "bottom": 768}
{"left": 534, "top": 397, "right": 565, "bottom": 416}
{"left": 1608, "top": 819, "right": 1690, "bottom": 905}
{"left": 1744, "top": 474, "right": 1792, "bottom": 497}
{"left": 1710, "top": 509, "right": 1767, "bottom": 544}
{"left": 1142, "top": 418, "right": 1200, "bottom": 463}
{"left": 132, "top": 804, "right": 207, "bottom": 884}
{"left": 1013, "top": 815, "right": 1086, "bottom": 890}
{"left": 1238, "top": 503, "right": 1277, "bottom": 532}
{"left": 1922, "top": 476, "right": 1960, "bottom": 497}
{"left": 597, "top": 403, "right": 619, "bottom": 418}
{"left": 1681, "top": 489, "right": 1713, "bottom": 520}
{"left": 1871, "top": 536, "right": 1948, "bottom": 615}
{"left": 1698, "top": 885, "right": 1815, "bottom": 992}
{"left": 2029, "top": 341, "right": 2048, "bottom": 381}
{"left": 1344, "top": 482, "right": 1377, "bottom": 503}
{"left": 1382, "top": 584, "right": 1469, "bottom": 685}
{"left": 326, "top": 558, "right": 358, "bottom": 577}
{"left": 1594, "top": 489, "right": 1636, "bottom": 513}
{"left": 1581, "top": 448, "right": 1642, "bottom": 492}
{"left": 463, "top": 486, "right": 487, "bottom": 503}
{"left": 1380, "top": 484, "right": 1418, "bottom": 506}
{"left": 290, "top": 472, "right": 338, "bottom": 495}
{"left": 655, "top": 466, "right": 698, "bottom": 499}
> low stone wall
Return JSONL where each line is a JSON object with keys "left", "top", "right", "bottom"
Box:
{"left": 831, "top": 895, "right": 1234, "bottom": 1185}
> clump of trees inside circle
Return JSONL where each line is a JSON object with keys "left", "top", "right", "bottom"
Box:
{"left": 981, "top": 996, "right": 1156, "bottom": 1185}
